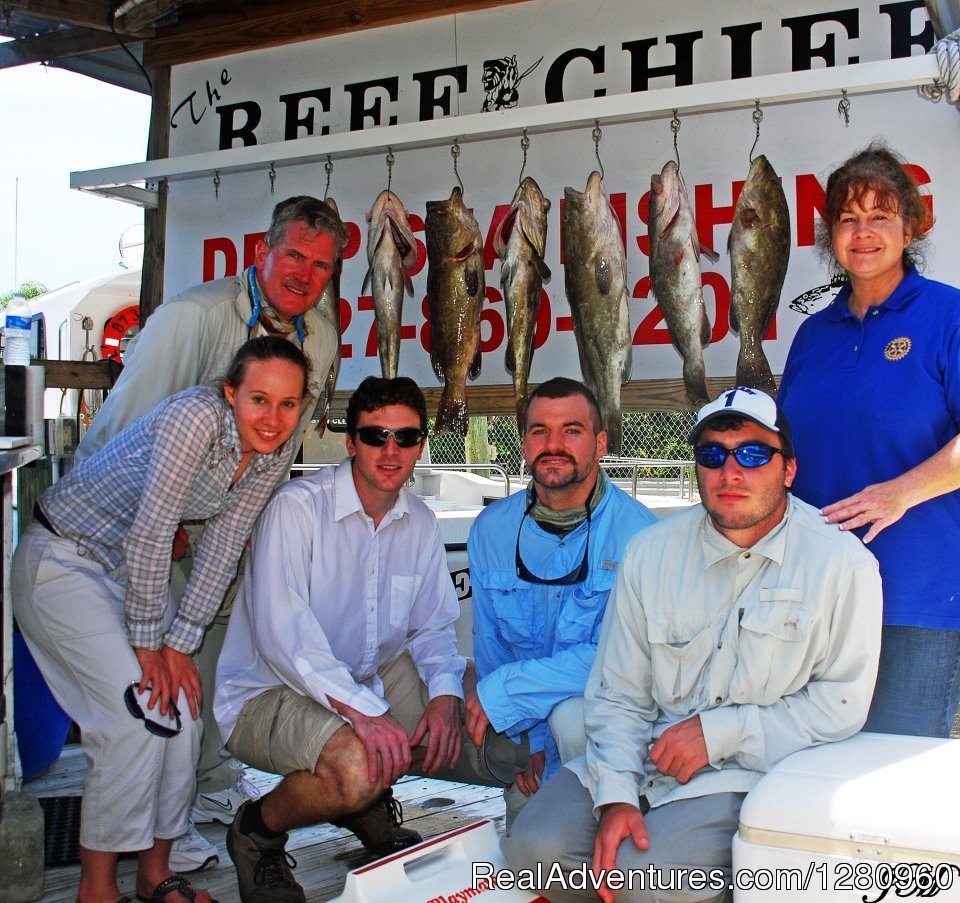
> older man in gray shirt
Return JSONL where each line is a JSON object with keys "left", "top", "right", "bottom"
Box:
{"left": 502, "top": 387, "right": 882, "bottom": 903}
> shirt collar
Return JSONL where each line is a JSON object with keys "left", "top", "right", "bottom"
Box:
{"left": 826, "top": 266, "right": 922, "bottom": 322}
{"left": 700, "top": 495, "right": 793, "bottom": 568}
{"left": 332, "top": 457, "right": 410, "bottom": 526}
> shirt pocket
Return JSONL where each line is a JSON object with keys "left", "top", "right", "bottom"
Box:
{"left": 555, "top": 569, "right": 617, "bottom": 646}
{"left": 730, "top": 589, "right": 812, "bottom": 705}
{"left": 477, "top": 570, "right": 545, "bottom": 651}
{"left": 646, "top": 620, "right": 714, "bottom": 713}
{"left": 389, "top": 575, "right": 424, "bottom": 630}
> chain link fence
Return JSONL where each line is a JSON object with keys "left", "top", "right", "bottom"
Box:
{"left": 428, "top": 411, "right": 697, "bottom": 479}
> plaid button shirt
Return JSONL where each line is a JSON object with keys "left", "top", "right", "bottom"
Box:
{"left": 40, "top": 386, "right": 293, "bottom": 654}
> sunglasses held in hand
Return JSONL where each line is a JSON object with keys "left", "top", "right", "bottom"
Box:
{"left": 354, "top": 426, "right": 426, "bottom": 448}
{"left": 124, "top": 681, "right": 183, "bottom": 738}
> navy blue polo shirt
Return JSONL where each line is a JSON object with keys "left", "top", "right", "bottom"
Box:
{"left": 779, "top": 268, "right": 960, "bottom": 630}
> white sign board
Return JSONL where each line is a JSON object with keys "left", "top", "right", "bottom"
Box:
{"left": 165, "top": 0, "right": 960, "bottom": 394}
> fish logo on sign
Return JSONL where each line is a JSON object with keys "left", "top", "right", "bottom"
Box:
{"left": 481, "top": 55, "right": 543, "bottom": 111}
{"left": 884, "top": 336, "right": 912, "bottom": 361}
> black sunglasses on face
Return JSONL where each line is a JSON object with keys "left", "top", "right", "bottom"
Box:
{"left": 354, "top": 426, "right": 426, "bottom": 448}
{"left": 123, "top": 682, "right": 183, "bottom": 738}
{"left": 515, "top": 503, "right": 591, "bottom": 585}
{"left": 694, "top": 442, "right": 784, "bottom": 469}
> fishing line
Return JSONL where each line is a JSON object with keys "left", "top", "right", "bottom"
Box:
{"left": 451, "top": 138, "right": 464, "bottom": 192}
{"left": 592, "top": 120, "right": 604, "bottom": 179}
{"left": 749, "top": 100, "right": 763, "bottom": 162}
{"left": 518, "top": 129, "right": 530, "bottom": 186}
{"left": 324, "top": 156, "right": 333, "bottom": 200}
{"left": 669, "top": 109, "right": 681, "bottom": 172}
{"left": 838, "top": 88, "right": 852, "bottom": 127}
{"left": 385, "top": 148, "right": 395, "bottom": 192}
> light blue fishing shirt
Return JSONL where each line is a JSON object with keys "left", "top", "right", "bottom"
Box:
{"left": 468, "top": 482, "right": 657, "bottom": 778}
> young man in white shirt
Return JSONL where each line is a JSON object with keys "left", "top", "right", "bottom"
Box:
{"left": 215, "top": 376, "right": 471, "bottom": 903}
{"left": 502, "top": 387, "right": 882, "bottom": 903}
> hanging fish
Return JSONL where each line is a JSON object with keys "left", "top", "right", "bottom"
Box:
{"left": 728, "top": 155, "right": 791, "bottom": 395}
{"left": 493, "top": 176, "right": 551, "bottom": 426}
{"left": 362, "top": 190, "right": 418, "bottom": 379}
{"left": 648, "top": 160, "right": 718, "bottom": 408}
{"left": 425, "top": 186, "right": 484, "bottom": 435}
{"left": 562, "top": 170, "right": 631, "bottom": 456}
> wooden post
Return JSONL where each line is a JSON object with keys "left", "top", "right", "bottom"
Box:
{"left": 140, "top": 66, "right": 170, "bottom": 324}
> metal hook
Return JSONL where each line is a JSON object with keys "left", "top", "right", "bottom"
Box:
{"left": 385, "top": 147, "right": 395, "bottom": 192}
{"left": 749, "top": 100, "right": 763, "bottom": 162}
{"left": 592, "top": 120, "right": 604, "bottom": 180}
{"left": 451, "top": 138, "right": 464, "bottom": 193}
{"left": 213, "top": 169, "right": 221, "bottom": 200}
{"left": 268, "top": 162, "right": 277, "bottom": 196}
{"left": 323, "top": 156, "right": 333, "bottom": 201}
{"left": 669, "top": 109, "right": 681, "bottom": 171}
{"left": 518, "top": 129, "right": 530, "bottom": 186}
{"left": 838, "top": 89, "right": 851, "bottom": 127}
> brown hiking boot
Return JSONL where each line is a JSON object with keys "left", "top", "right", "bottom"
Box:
{"left": 332, "top": 788, "right": 422, "bottom": 856}
{"left": 226, "top": 801, "right": 305, "bottom": 903}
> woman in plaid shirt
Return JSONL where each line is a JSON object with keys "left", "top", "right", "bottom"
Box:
{"left": 12, "top": 335, "right": 309, "bottom": 903}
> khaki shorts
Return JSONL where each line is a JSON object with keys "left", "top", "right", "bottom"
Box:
{"left": 226, "top": 652, "right": 432, "bottom": 776}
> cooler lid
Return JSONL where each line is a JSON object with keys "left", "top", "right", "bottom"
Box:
{"left": 738, "top": 732, "right": 960, "bottom": 856}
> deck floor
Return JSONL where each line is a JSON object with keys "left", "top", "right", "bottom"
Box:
{"left": 23, "top": 745, "right": 507, "bottom": 903}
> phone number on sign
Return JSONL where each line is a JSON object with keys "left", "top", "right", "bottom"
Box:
{"left": 735, "top": 861, "right": 960, "bottom": 900}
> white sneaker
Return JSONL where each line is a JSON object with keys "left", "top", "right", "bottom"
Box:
{"left": 191, "top": 774, "right": 261, "bottom": 825}
{"left": 169, "top": 822, "right": 219, "bottom": 873}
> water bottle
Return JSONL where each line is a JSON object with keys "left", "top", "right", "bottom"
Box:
{"left": 3, "top": 294, "right": 32, "bottom": 366}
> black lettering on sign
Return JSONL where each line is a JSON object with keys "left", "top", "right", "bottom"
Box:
{"left": 450, "top": 567, "right": 472, "bottom": 602}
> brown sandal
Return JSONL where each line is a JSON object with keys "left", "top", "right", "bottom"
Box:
{"left": 136, "top": 875, "right": 218, "bottom": 903}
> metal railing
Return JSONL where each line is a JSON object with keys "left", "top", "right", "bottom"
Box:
{"left": 290, "top": 460, "right": 512, "bottom": 497}
{"left": 414, "top": 462, "right": 512, "bottom": 498}
{"left": 600, "top": 456, "right": 696, "bottom": 500}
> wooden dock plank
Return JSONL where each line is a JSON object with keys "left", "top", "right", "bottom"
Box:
{"left": 24, "top": 746, "right": 507, "bottom": 903}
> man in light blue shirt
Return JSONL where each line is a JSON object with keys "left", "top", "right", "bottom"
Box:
{"left": 465, "top": 377, "right": 657, "bottom": 823}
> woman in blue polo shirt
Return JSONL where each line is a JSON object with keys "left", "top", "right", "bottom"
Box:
{"left": 779, "top": 143, "right": 960, "bottom": 739}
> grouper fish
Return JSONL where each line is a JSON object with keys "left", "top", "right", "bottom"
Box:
{"left": 562, "top": 170, "right": 631, "bottom": 456}
{"left": 425, "top": 186, "right": 484, "bottom": 435}
{"left": 728, "top": 155, "right": 791, "bottom": 396}
{"left": 362, "top": 189, "right": 418, "bottom": 379}
{"left": 648, "top": 160, "right": 718, "bottom": 408}
{"left": 493, "top": 176, "right": 551, "bottom": 426}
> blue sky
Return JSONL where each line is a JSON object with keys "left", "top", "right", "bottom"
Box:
{"left": 1, "top": 64, "right": 151, "bottom": 295}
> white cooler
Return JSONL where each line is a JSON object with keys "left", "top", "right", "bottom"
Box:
{"left": 733, "top": 732, "right": 960, "bottom": 900}
{"left": 331, "top": 820, "right": 546, "bottom": 903}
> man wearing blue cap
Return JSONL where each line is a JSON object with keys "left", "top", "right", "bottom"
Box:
{"left": 503, "top": 387, "right": 883, "bottom": 903}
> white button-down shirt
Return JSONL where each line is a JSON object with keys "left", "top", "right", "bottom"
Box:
{"left": 215, "top": 458, "right": 465, "bottom": 742}
{"left": 567, "top": 495, "right": 882, "bottom": 812}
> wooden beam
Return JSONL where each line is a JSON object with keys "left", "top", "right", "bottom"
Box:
{"left": 144, "top": 0, "right": 531, "bottom": 67}
{"left": 327, "top": 376, "right": 771, "bottom": 420}
{"left": 3, "top": 0, "right": 154, "bottom": 35}
{"left": 0, "top": 27, "right": 126, "bottom": 68}
{"left": 41, "top": 360, "right": 123, "bottom": 391}
{"left": 141, "top": 66, "right": 170, "bottom": 323}
{"left": 114, "top": 0, "right": 183, "bottom": 36}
